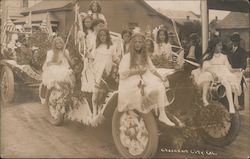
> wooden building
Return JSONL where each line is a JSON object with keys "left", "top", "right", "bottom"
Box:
{"left": 15, "top": 0, "right": 176, "bottom": 36}
{"left": 216, "top": 12, "right": 249, "bottom": 51}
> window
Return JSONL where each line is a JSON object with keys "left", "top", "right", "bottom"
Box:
{"left": 23, "top": 0, "right": 28, "bottom": 8}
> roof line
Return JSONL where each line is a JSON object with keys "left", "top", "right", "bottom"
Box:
{"left": 21, "top": 0, "right": 73, "bottom": 15}
{"left": 137, "top": 0, "right": 174, "bottom": 24}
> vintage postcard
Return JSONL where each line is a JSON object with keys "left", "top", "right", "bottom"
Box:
{"left": 0, "top": 0, "right": 249, "bottom": 158}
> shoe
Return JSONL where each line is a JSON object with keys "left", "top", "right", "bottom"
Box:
{"left": 203, "top": 101, "right": 209, "bottom": 107}
{"left": 172, "top": 116, "right": 186, "bottom": 128}
{"left": 159, "top": 115, "right": 176, "bottom": 127}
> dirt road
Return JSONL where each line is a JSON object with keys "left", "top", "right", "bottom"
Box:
{"left": 0, "top": 86, "right": 249, "bottom": 158}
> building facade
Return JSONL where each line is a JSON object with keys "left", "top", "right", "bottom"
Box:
{"left": 216, "top": 12, "right": 249, "bottom": 52}
{"left": 16, "top": 0, "right": 177, "bottom": 36}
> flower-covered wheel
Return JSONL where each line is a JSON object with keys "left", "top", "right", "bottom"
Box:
{"left": 0, "top": 66, "right": 14, "bottom": 103}
{"left": 112, "top": 108, "right": 159, "bottom": 158}
{"left": 45, "top": 88, "right": 66, "bottom": 126}
{"left": 200, "top": 101, "right": 240, "bottom": 146}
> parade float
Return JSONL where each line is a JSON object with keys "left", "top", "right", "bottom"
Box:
{"left": 0, "top": 15, "right": 51, "bottom": 103}
{"left": 40, "top": 2, "right": 243, "bottom": 158}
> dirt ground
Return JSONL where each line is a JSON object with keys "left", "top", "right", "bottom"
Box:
{"left": 0, "top": 84, "right": 249, "bottom": 158}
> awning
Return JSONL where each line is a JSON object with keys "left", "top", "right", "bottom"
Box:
{"left": 13, "top": 13, "right": 58, "bottom": 24}
{"left": 207, "top": 0, "right": 249, "bottom": 12}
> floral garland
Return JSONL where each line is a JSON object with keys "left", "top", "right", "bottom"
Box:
{"left": 119, "top": 111, "right": 149, "bottom": 156}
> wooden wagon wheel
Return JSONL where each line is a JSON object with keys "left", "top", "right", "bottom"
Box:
{"left": 0, "top": 66, "right": 15, "bottom": 103}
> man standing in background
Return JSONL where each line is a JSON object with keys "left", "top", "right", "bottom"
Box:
{"left": 227, "top": 32, "right": 248, "bottom": 110}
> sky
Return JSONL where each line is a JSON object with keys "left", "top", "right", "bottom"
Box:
{"left": 146, "top": 0, "right": 230, "bottom": 22}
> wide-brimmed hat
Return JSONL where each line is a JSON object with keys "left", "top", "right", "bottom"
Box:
{"left": 230, "top": 32, "right": 241, "bottom": 42}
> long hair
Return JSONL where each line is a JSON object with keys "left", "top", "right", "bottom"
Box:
{"left": 51, "top": 37, "right": 65, "bottom": 63}
{"left": 156, "top": 29, "right": 169, "bottom": 44}
{"left": 129, "top": 34, "right": 148, "bottom": 69}
{"left": 200, "top": 36, "right": 221, "bottom": 67}
{"left": 89, "top": 1, "right": 101, "bottom": 13}
{"left": 82, "top": 15, "right": 93, "bottom": 35}
{"left": 96, "top": 28, "right": 113, "bottom": 49}
{"left": 146, "top": 38, "right": 154, "bottom": 54}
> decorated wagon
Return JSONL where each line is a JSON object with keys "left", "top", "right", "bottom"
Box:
{"left": 40, "top": 2, "right": 245, "bottom": 157}
{"left": 0, "top": 17, "right": 51, "bottom": 103}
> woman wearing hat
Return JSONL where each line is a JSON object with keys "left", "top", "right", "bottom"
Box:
{"left": 227, "top": 32, "right": 248, "bottom": 110}
{"left": 118, "top": 32, "right": 184, "bottom": 127}
{"left": 184, "top": 33, "right": 202, "bottom": 63}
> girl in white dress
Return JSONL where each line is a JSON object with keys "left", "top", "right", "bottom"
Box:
{"left": 88, "top": 0, "right": 107, "bottom": 24}
{"left": 80, "top": 15, "right": 96, "bottom": 92}
{"left": 42, "top": 37, "right": 75, "bottom": 89}
{"left": 92, "top": 28, "right": 119, "bottom": 117}
{"left": 153, "top": 27, "right": 172, "bottom": 59}
{"left": 118, "top": 33, "right": 178, "bottom": 126}
{"left": 81, "top": 18, "right": 105, "bottom": 93}
{"left": 192, "top": 37, "right": 241, "bottom": 114}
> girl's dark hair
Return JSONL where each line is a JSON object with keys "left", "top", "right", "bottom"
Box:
{"left": 200, "top": 36, "right": 222, "bottom": 67}
{"left": 121, "top": 29, "right": 132, "bottom": 39}
{"left": 96, "top": 28, "right": 113, "bottom": 49}
{"left": 92, "top": 18, "right": 105, "bottom": 28}
{"left": 82, "top": 15, "right": 93, "bottom": 35}
{"left": 89, "top": 1, "right": 101, "bottom": 13}
{"left": 156, "top": 28, "right": 169, "bottom": 43}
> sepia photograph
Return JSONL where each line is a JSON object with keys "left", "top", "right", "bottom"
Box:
{"left": 0, "top": 0, "right": 249, "bottom": 158}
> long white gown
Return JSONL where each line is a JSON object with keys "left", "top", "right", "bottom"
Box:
{"left": 81, "top": 30, "right": 97, "bottom": 92}
{"left": 192, "top": 53, "right": 242, "bottom": 95}
{"left": 118, "top": 53, "right": 169, "bottom": 113}
{"left": 42, "top": 50, "right": 75, "bottom": 89}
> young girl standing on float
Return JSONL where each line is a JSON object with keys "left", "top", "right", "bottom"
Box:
{"left": 88, "top": 0, "right": 107, "bottom": 24}
{"left": 92, "top": 28, "right": 119, "bottom": 117}
{"left": 81, "top": 18, "right": 105, "bottom": 93}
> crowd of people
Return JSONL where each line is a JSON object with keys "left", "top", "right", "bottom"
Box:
{"left": 39, "top": 0, "right": 248, "bottom": 126}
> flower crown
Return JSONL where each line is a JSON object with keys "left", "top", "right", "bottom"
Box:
{"left": 152, "top": 24, "right": 168, "bottom": 41}
{"left": 90, "top": 0, "right": 101, "bottom": 6}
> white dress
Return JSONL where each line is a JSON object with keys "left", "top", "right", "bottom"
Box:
{"left": 153, "top": 42, "right": 172, "bottom": 59}
{"left": 81, "top": 30, "right": 96, "bottom": 92}
{"left": 42, "top": 50, "right": 75, "bottom": 89}
{"left": 118, "top": 53, "right": 169, "bottom": 113}
{"left": 93, "top": 44, "right": 118, "bottom": 84}
{"left": 192, "top": 53, "right": 242, "bottom": 95}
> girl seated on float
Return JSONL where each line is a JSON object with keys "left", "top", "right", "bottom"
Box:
{"left": 192, "top": 37, "right": 241, "bottom": 114}
{"left": 42, "top": 37, "right": 75, "bottom": 90}
{"left": 118, "top": 32, "right": 184, "bottom": 127}
{"left": 92, "top": 28, "right": 120, "bottom": 117}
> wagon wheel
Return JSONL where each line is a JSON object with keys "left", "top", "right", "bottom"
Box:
{"left": 200, "top": 101, "right": 240, "bottom": 146}
{"left": 0, "top": 66, "right": 15, "bottom": 103}
{"left": 112, "top": 108, "right": 159, "bottom": 158}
